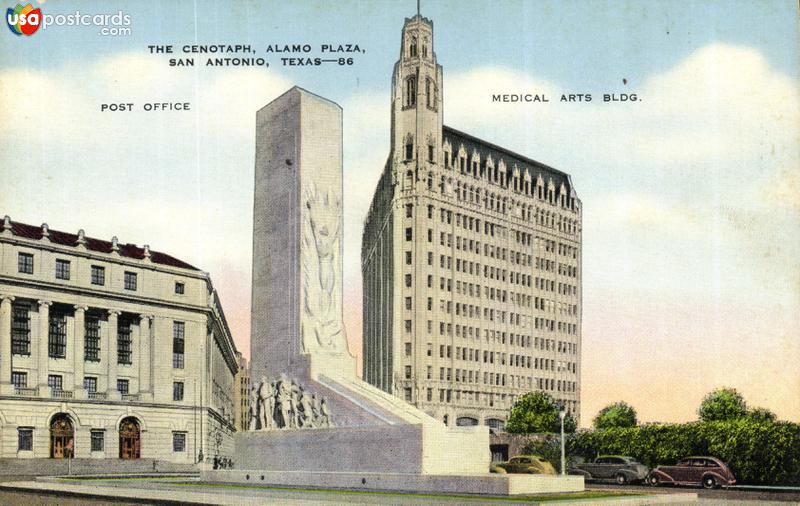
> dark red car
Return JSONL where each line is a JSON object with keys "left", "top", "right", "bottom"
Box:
{"left": 647, "top": 456, "right": 736, "bottom": 489}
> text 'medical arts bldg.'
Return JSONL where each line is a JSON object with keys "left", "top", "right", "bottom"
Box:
{"left": 361, "top": 14, "right": 582, "bottom": 429}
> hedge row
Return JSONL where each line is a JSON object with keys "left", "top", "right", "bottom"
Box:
{"left": 567, "top": 419, "right": 800, "bottom": 486}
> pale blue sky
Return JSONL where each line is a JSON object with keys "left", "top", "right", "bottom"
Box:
{"left": 1, "top": 0, "right": 798, "bottom": 423}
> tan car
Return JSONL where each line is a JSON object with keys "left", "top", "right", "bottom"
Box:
{"left": 495, "top": 455, "right": 556, "bottom": 474}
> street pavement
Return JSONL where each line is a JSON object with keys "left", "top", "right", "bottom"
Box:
{"left": 0, "top": 477, "right": 797, "bottom": 505}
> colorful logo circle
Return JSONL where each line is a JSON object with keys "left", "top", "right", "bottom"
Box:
{"left": 7, "top": 3, "right": 42, "bottom": 36}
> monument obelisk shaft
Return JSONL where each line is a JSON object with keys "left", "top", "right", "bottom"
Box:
{"left": 251, "top": 87, "right": 354, "bottom": 384}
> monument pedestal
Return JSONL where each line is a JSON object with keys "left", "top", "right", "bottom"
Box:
{"left": 204, "top": 469, "right": 584, "bottom": 495}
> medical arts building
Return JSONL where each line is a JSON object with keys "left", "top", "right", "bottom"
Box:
{"left": 361, "top": 15, "right": 583, "bottom": 429}
{"left": 0, "top": 217, "right": 238, "bottom": 463}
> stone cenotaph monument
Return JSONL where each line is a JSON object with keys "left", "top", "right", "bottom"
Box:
{"left": 207, "top": 87, "right": 583, "bottom": 494}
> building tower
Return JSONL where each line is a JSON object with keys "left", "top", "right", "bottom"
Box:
{"left": 362, "top": 14, "right": 583, "bottom": 428}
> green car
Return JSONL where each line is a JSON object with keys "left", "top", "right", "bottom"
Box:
{"left": 494, "top": 455, "right": 556, "bottom": 474}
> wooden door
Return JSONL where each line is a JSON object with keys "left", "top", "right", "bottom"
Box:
{"left": 119, "top": 418, "right": 141, "bottom": 459}
{"left": 50, "top": 415, "right": 74, "bottom": 459}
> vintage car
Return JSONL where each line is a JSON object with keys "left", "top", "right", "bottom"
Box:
{"left": 647, "top": 456, "right": 736, "bottom": 489}
{"left": 494, "top": 455, "right": 556, "bottom": 474}
{"left": 569, "top": 455, "right": 649, "bottom": 484}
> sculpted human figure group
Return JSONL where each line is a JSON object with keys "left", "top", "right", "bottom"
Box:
{"left": 249, "top": 374, "right": 333, "bottom": 431}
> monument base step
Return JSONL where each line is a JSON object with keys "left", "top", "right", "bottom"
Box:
{"left": 204, "top": 469, "right": 585, "bottom": 495}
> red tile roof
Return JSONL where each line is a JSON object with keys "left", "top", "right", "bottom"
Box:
{"left": 5, "top": 220, "right": 199, "bottom": 271}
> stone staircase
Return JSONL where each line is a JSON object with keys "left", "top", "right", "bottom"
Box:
{"left": 0, "top": 458, "right": 198, "bottom": 477}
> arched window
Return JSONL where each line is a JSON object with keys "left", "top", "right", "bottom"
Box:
{"left": 409, "top": 36, "right": 417, "bottom": 58}
{"left": 404, "top": 135, "right": 414, "bottom": 160}
{"left": 405, "top": 76, "right": 416, "bottom": 107}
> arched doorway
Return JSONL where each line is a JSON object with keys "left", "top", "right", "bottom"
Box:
{"left": 119, "top": 417, "right": 141, "bottom": 459}
{"left": 50, "top": 414, "right": 74, "bottom": 459}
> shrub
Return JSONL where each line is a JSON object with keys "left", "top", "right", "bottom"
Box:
{"left": 507, "top": 391, "right": 576, "bottom": 434}
{"left": 593, "top": 402, "right": 638, "bottom": 429}
{"left": 699, "top": 387, "right": 748, "bottom": 422}
{"left": 568, "top": 419, "right": 800, "bottom": 485}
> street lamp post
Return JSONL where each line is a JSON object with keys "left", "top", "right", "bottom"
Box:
{"left": 558, "top": 407, "right": 566, "bottom": 476}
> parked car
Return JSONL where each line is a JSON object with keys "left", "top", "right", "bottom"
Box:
{"left": 569, "top": 455, "right": 649, "bottom": 484}
{"left": 494, "top": 455, "right": 556, "bottom": 475}
{"left": 647, "top": 456, "right": 736, "bottom": 489}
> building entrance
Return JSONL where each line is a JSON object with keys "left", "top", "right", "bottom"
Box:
{"left": 50, "top": 414, "right": 74, "bottom": 459}
{"left": 119, "top": 417, "right": 141, "bottom": 459}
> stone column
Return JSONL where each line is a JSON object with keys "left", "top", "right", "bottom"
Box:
{"left": 0, "top": 295, "right": 14, "bottom": 395}
{"left": 73, "top": 305, "right": 88, "bottom": 399}
{"left": 37, "top": 300, "right": 52, "bottom": 395}
{"left": 139, "top": 314, "right": 153, "bottom": 401}
{"left": 107, "top": 309, "right": 121, "bottom": 400}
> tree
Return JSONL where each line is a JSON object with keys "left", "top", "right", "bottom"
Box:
{"left": 748, "top": 407, "right": 777, "bottom": 423}
{"left": 698, "top": 387, "right": 748, "bottom": 422}
{"left": 593, "top": 401, "right": 638, "bottom": 429}
{"left": 506, "top": 392, "right": 576, "bottom": 434}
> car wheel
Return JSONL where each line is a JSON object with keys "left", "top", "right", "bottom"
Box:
{"left": 616, "top": 473, "right": 628, "bottom": 485}
{"left": 648, "top": 475, "right": 660, "bottom": 487}
{"left": 702, "top": 476, "right": 716, "bottom": 489}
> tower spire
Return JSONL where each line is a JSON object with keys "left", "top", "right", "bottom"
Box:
{"left": 417, "top": 0, "right": 420, "bottom": 17}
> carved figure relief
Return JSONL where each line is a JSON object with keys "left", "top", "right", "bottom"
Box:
{"left": 249, "top": 375, "right": 334, "bottom": 431}
{"left": 302, "top": 184, "right": 347, "bottom": 351}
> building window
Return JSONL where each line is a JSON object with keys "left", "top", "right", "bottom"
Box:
{"left": 117, "top": 318, "right": 132, "bottom": 365}
{"left": 117, "top": 379, "right": 129, "bottom": 395}
{"left": 17, "top": 252, "right": 33, "bottom": 274}
{"left": 11, "top": 304, "right": 30, "bottom": 355}
{"left": 174, "top": 282, "right": 185, "bottom": 294}
{"left": 405, "top": 204, "right": 413, "bottom": 218}
{"left": 405, "top": 365, "right": 412, "bottom": 379}
{"left": 85, "top": 315, "right": 101, "bottom": 362}
{"left": 83, "top": 377, "right": 97, "bottom": 393}
{"left": 428, "top": 144, "right": 434, "bottom": 162}
{"left": 123, "top": 271, "right": 137, "bottom": 291}
{"left": 48, "top": 312, "right": 67, "bottom": 358}
{"left": 404, "top": 274, "right": 412, "bottom": 288}
{"left": 405, "top": 141, "right": 414, "bottom": 163}
{"left": 405, "top": 76, "right": 416, "bottom": 107}
{"left": 173, "top": 321, "right": 185, "bottom": 369}
{"left": 404, "top": 319, "right": 412, "bottom": 332}
{"left": 47, "top": 374, "right": 63, "bottom": 391}
{"left": 90, "top": 430, "right": 105, "bottom": 452}
{"left": 91, "top": 265, "right": 105, "bottom": 286}
{"left": 11, "top": 371, "right": 27, "bottom": 389}
{"left": 405, "top": 342, "right": 412, "bottom": 356}
{"left": 173, "top": 432, "right": 187, "bottom": 452}
{"left": 17, "top": 428, "right": 33, "bottom": 451}
{"left": 404, "top": 296, "right": 412, "bottom": 310}
{"left": 404, "top": 388, "right": 412, "bottom": 401}
{"left": 55, "top": 259, "right": 70, "bottom": 280}
{"left": 405, "top": 251, "right": 412, "bottom": 265}
{"left": 173, "top": 381, "right": 184, "bottom": 401}
{"left": 405, "top": 227, "right": 412, "bottom": 241}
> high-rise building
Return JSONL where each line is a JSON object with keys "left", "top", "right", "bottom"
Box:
{"left": 233, "top": 352, "right": 250, "bottom": 431}
{"left": 0, "top": 217, "right": 239, "bottom": 463}
{"left": 361, "top": 14, "right": 582, "bottom": 429}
